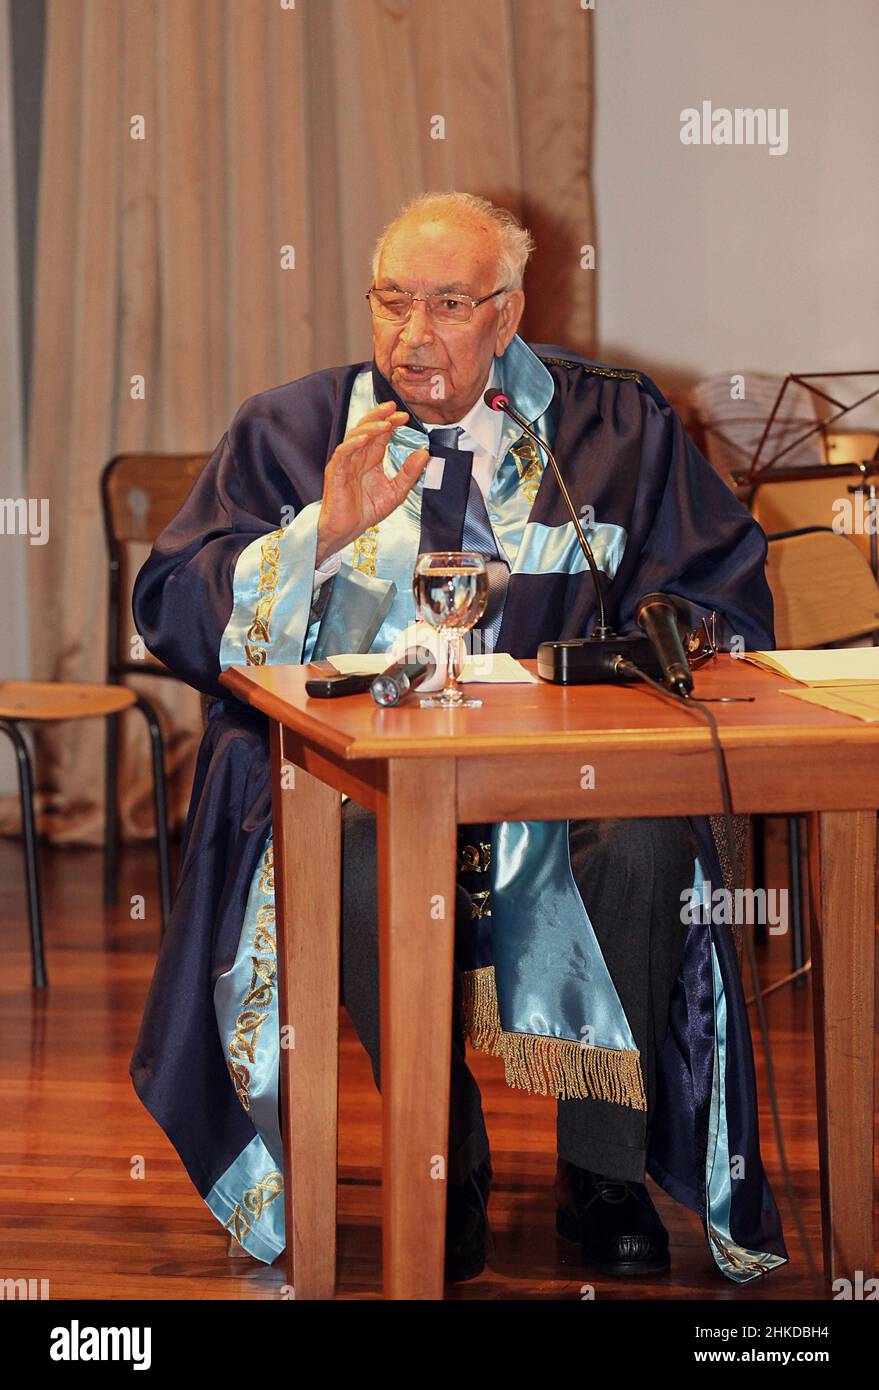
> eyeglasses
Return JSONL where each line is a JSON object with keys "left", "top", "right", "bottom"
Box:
{"left": 366, "top": 285, "right": 509, "bottom": 325}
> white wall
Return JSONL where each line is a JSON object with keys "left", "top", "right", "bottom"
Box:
{"left": 593, "top": 0, "right": 879, "bottom": 424}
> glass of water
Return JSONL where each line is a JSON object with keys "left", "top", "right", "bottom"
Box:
{"left": 413, "top": 552, "right": 488, "bottom": 708}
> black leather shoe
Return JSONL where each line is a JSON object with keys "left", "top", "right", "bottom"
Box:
{"left": 555, "top": 1159, "right": 670, "bottom": 1275}
{"left": 444, "top": 1158, "right": 492, "bottom": 1283}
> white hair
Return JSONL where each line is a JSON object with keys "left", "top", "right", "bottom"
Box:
{"left": 370, "top": 191, "right": 535, "bottom": 294}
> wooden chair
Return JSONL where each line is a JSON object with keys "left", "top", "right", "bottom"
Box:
{"left": 0, "top": 683, "right": 170, "bottom": 989}
{"left": 100, "top": 453, "right": 210, "bottom": 910}
{"left": 766, "top": 526, "right": 879, "bottom": 649}
{"left": 756, "top": 527, "right": 879, "bottom": 979}
{"left": 750, "top": 463, "right": 879, "bottom": 574}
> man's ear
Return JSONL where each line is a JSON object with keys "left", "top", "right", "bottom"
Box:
{"left": 494, "top": 290, "right": 525, "bottom": 354}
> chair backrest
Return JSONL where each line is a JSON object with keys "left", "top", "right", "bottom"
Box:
{"left": 101, "top": 453, "right": 210, "bottom": 545}
{"left": 751, "top": 470, "right": 877, "bottom": 570}
{"left": 765, "top": 527, "right": 879, "bottom": 649}
{"left": 101, "top": 453, "right": 211, "bottom": 682}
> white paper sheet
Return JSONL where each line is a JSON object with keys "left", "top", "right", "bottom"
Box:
{"left": 326, "top": 651, "right": 537, "bottom": 684}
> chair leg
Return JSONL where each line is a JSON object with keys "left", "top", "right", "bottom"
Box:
{"left": 104, "top": 711, "right": 120, "bottom": 904}
{"left": 0, "top": 720, "right": 47, "bottom": 989}
{"left": 787, "top": 814, "right": 807, "bottom": 987}
{"left": 133, "top": 696, "right": 172, "bottom": 933}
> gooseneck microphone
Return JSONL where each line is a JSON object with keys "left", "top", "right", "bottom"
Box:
{"left": 485, "top": 387, "right": 669, "bottom": 687}
{"left": 634, "top": 593, "right": 694, "bottom": 696}
{"left": 484, "top": 388, "right": 611, "bottom": 638}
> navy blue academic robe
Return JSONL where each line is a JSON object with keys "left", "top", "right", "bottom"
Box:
{"left": 130, "top": 336, "right": 787, "bottom": 1279}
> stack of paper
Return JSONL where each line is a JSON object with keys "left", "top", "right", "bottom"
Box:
{"left": 742, "top": 648, "right": 879, "bottom": 684}
{"left": 742, "top": 648, "right": 879, "bottom": 721}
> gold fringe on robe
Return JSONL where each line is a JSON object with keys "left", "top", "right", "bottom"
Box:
{"left": 460, "top": 965, "right": 646, "bottom": 1109}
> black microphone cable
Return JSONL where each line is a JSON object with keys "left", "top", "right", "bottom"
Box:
{"left": 615, "top": 656, "right": 822, "bottom": 1291}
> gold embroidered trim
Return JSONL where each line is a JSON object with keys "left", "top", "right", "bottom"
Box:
{"left": 509, "top": 438, "right": 544, "bottom": 505}
{"left": 459, "top": 841, "right": 492, "bottom": 874}
{"left": 258, "top": 844, "right": 274, "bottom": 894}
{"left": 469, "top": 890, "right": 492, "bottom": 920}
{"left": 352, "top": 525, "right": 379, "bottom": 576}
{"left": 244, "top": 529, "right": 284, "bottom": 664}
{"left": 538, "top": 354, "right": 642, "bottom": 383}
{"left": 223, "top": 1168, "right": 284, "bottom": 1246}
{"left": 227, "top": 843, "right": 276, "bottom": 1111}
{"left": 460, "top": 965, "right": 646, "bottom": 1108}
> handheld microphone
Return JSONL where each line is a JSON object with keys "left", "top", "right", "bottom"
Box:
{"left": 484, "top": 387, "right": 661, "bottom": 684}
{"left": 370, "top": 647, "right": 437, "bottom": 706}
{"left": 635, "top": 593, "right": 694, "bottom": 696}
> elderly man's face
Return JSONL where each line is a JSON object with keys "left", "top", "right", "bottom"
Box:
{"left": 372, "top": 215, "right": 525, "bottom": 425}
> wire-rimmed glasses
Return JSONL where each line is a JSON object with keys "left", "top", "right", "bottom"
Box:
{"left": 366, "top": 285, "right": 509, "bottom": 325}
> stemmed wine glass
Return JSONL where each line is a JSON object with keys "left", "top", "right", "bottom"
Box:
{"left": 413, "top": 552, "right": 488, "bottom": 708}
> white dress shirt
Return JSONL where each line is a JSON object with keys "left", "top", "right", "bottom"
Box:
{"left": 313, "top": 360, "right": 504, "bottom": 589}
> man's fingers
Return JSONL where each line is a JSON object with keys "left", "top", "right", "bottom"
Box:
{"left": 330, "top": 426, "right": 397, "bottom": 481}
{"left": 342, "top": 413, "right": 407, "bottom": 449}
{"left": 362, "top": 400, "right": 401, "bottom": 421}
{"left": 333, "top": 422, "right": 392, "bottom": 459}
{"left": 349, "top": 406, "right": 408, "bottom": 437}
{"left": 393, "top": 447, "right": 431, "bottom": 497}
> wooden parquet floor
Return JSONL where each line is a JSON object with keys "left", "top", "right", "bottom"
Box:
{"left": 0, "top": 834, "right": 875, "bottom": 1301}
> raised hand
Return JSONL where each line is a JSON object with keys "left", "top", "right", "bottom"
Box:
{"left": 315, "top": 401, "right": 430, "bottom": 567}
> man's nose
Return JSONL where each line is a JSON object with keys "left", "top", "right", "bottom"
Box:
{"left": 399, "top": 301, "right": 434, "bottom": 347}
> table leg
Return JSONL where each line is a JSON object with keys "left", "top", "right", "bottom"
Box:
{"left": 269, "top": 722, "right": 341, "bottom": 1299}
{"left": 808, "top": 809, "right": 877, "bottom": 1285}
{"left": 376, "top": 757, "right": 457, "bottom": 1300}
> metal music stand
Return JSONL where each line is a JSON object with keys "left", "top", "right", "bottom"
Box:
{"left": 745, "top": 370, "right": 879, "bottom": 479}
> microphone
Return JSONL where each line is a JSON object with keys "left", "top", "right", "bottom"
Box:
{"left": 370, "top": 647, "right": 436, "bottom": 706}
{"left": 635, "top": 592, "right": 694, "bottom": 696}
{"left": 484, "top": 387, "right": 662, "bottom": 685}
{"left": 484, "top": 388, "right": 611, "bottom": 637}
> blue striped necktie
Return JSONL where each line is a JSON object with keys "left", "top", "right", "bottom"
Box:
{"left": 427, "top": 426, "right": 510, "bottom": 651}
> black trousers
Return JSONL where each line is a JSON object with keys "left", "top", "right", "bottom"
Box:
{"left": 339, "top": 802, "right": 697, "bottom": 1186}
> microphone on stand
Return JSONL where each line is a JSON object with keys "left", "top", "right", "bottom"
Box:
{"left": 484, "top": 388, "right": 613, "bottom": 639}
{"left": 483, "top": 387, "right": 664, "bottom": 686}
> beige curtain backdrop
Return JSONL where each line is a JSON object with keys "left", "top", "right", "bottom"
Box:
{"left": 6, "top": 0, "right": 594, "bottom": 846}
{"left": 0, "top": 0, "right": 29, "bottom": 749}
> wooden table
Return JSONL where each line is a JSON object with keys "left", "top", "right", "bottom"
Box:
{"left": 219, "top": 655, "right": 878, "bottom": 1299}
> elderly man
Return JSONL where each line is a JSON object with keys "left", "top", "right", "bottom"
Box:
{"left": 132, "top": 192, "right": 787, "bottom": 1287}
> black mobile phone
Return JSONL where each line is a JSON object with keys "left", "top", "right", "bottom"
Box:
{"left": 304, "top": 671, "right": 376, "bottom": 698}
